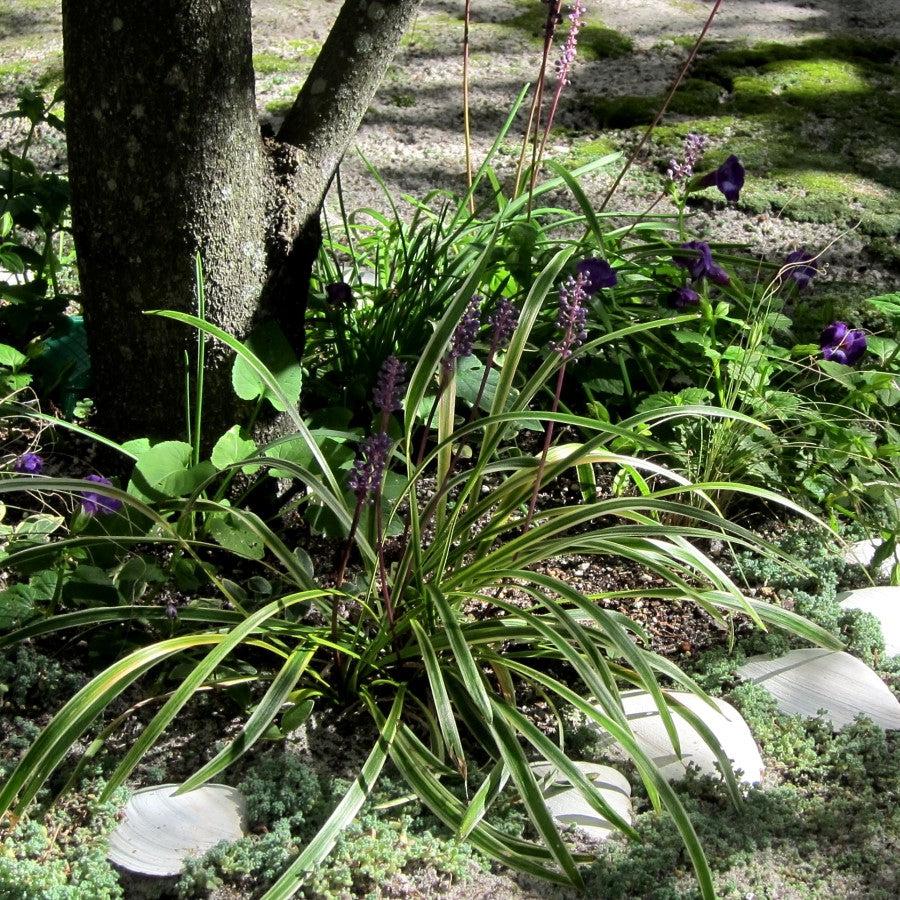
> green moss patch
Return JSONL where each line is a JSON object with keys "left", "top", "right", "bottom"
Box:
{"left": 579, "top": 23, "right": 634, "bottom": 61}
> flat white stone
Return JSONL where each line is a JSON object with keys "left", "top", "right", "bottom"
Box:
{"left": 838, "top": 586, "right": 900, "bottom": 657}
{"left": 737, "top": 649, "right": 900, "bottom": 731}
{"left": 605, "top": 691, "right": 764, "bottom": 786}
{"left": 842, "top": 538, "right": 900, "bottom": 579}
{"left": 107, "top": 784, "right": 246, "bottom": 877}
{"left": 531, "top": 761, "right": 632, "bottom": 843}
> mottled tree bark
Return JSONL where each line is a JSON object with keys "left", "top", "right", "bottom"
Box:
{"left": 62, "top": 0, "right": 422, "bottom": 443}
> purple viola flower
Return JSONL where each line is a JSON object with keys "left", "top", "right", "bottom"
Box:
{"left": 348, "top": 431, "right": 391, "bottom": 501}
{"left": 443, "top": 295, "right": 482, "bottom": 371}
{"left": 820, "top": 322, "right": 867, "bottom": 366}
{"left": 81, "top": 474, "right": 123, "bottom": 517}
{"left": 698, "top": 154, "right": 745, "bottom": 202}
{"left": 325, "top": 281, "right": 353, "bottom": 305}
{"left": 488, "top": 297, "right": 519, "bottom": 349}
{"left": 668, "top": 285, "right": 701, "bottom": 309}
{"left": 551, "top": 272, "right": 589, "bottom": 359}
{"left": 785, "top": 250, "right": 818, "bottom": 290}
{"left": 576, "top": 257, "right": 618, "bottom": 295}
{"left": 13, "top": 452, "right": 43, "bottom": 474}
{"left": 673, "top": 241, "right": 730, "bottom": 286}
{"left": 373, "top": 355, "right": 406, "bottom": 417}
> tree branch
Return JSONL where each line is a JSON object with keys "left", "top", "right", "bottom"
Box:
{"left": 277, "top": 0, "right": 423, "bottom": 206}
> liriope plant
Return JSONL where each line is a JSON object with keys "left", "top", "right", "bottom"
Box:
{"left": 0, "top": 231, "right": 842, "bottom": 899}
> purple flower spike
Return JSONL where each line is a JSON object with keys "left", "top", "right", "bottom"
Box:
{"left": 785, "top": 250, "right": 819, "bottom": 290}
{"left": 489, "top": 297, "right": 519, "bottom": 348}
{"left": 668, "top": 286, "right": 701, "bottom": 309}
{"left": 444, "top": 296, "right": 482, "bottom": 371}
{"left": 13, "top": 452, "right": 43, "bottom": 474}
{"left": 326, "top": 281, "right": 353, "bottom": 305}
{"left": 555, "top": 1, "right": 586, "bottom": 85}
{"left": 576, "top": 257, "right": 618, "bottom": 295}
{"left": 698, "top": 154, "right": 745, "bottom": 202}
{"left": 348, "top": 431, "right": 391, "bottom": 501}
{"left": 551, "top": 272, "right": 589, "bottom": 359}
{"left": 81, "top": 474, "right": 123, "bottom": 517}
{"left": 673, "top": 241, "right": 730, "bottom": 286}
{"left": 373, "top": 355, "right": 406, "bottom": 416}
{"left": 820, "top": 322, "right": 867, "bottom": 366}
{"left": 667, "top": 132, "right": 708, "bottom": 182}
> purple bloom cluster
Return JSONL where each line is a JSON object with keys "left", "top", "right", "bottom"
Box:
{"left": 785, "top": 249, "right": 818, "bottom": 290}
{"left": 348, "top": 432, "right": 391, "bottom": 500}
{"left": 668, "top": 285, "right": 701, "bottom": 309}
{"left": 673, "top": 241, "right": 730, "bottom": 285}
{"left": 81, "top": 474, "right": 123, "bottom": 517}
{"left": 444, "top": 295, "right": 482, "bottom": 370}
{"left": 551, "top": 272, "right": 589, "bottom": 359}
{"left": 667, "top": 132, "right": 708, "bottom": 182}
{"left": 698, "top": 155, "right": 745, "bottom": 202}
{"left": 576, "top": 257, "right": 617, "bottom": 295}
{"left": 820, "top": 322, "right": 866, "bottom": 366}
{"left": 13, "top": 452, "right": 43, "bottom": 474}
{"left": 555, "top": 1, "right": 586, "bottom": 84}
{"left": 489, "top": 297, "right": 519, "bottom": 348}
{"left": 373, "top": 355, "right": 406, "bottom": 416}
{"left": 326, "top": 281, "right": 353, "bottom": 305}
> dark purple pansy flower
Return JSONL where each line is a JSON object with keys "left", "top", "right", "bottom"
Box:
{"left": 348, "top": 431, "right": 391, "bottom": 501}
{"left": 13, "top": 452, "right": 43, "bottom": 474}
{"left": 785, "top": 250, "right": 818, "bottom": 290}
{"left": 698, "top": 154, "right": 745, "bottom": 202}
{"left": 576, "top": 257, "right": 617, "bottom": 295}
{"left": 325, "top": 281, "right": 353, "bottom": 305}
{"left": 81, "top": 474, "right": 123, "bottom": 516}
{"left": 373, "top": 355, "right": 406, "bottom": 416}
{"left": 673, "top": 240, "right": 730, "bottom": 286}
{"left": 820, "top": 322, "right": 866, "bottom": 366}
{"left": 668, "top": 286, "right": 701, "bottom": 309}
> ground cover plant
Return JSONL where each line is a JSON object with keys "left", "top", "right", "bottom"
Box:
{"left": 1, "top": 1, "right": 899, "bottom": 898}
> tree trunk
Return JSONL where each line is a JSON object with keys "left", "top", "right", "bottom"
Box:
{"left": 63, "top": 0, "right": 270, "bottom": 443}
{"left": 63, "top": 0, "right": 423, "bottom": 445}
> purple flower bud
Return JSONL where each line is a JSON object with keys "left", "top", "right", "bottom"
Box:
{"left": 820, "top": 322, "right": 867, "bottom": 366}
{"left": 81, "top": 474, "right": 123, "bottom": 517}
{"left": 576, "top": 257, "right": 617, "bottom": 295}
{"left": 673, "top": 240, "right": 730, "bottom": 286}
{"left": 668, "top": 286, "right": 701, "bottom": 309}
{"left": 443, "top": 296, "right": 482, "bottom": 371}
{"left": 13, "top": 452, "right": 43, "bottom": 474}
{"left": 326, "top": 281, "right": 353, "bottom": 305}
{"left": 551, "top": 272, "right": 589, "bottom": 359}
{"left": 165, "top": 598, "right": 179, "bottom": 620}
{"left": 699, "top": 155, "right": 745, "bottom": 202}
{"left": 785, "top": 250, "right": 818, "bottom": 290}
{"left": 373, "top": 355, "right": 406, "bottom": 416}
{"left": 488, "top": 297, "right": 519, "bottom": 349}
{"left": 348, "top": 432, "right": 391, "bottom": 501}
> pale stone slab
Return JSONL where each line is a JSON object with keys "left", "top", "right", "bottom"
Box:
{"left": 842, "top": 538, "right": 900, "bottom": 579}
{"left": 606, "top": 691, "right": 764, "bottom": 786}
{"left": 532, "top": 761, "right": 632, "bottom": 843}
{"left": 107, "top": 784, "right": 246, "bottom": 877}
{"left": 838, "top": 586, "right": 900, "bottom": 657}
{"left": 737, "top": 649, "right": 900, "bottom": 731}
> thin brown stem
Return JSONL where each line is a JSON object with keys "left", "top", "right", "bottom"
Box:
{"left": 595, "top": 0, "right": 724, "bottom": 216}
{"left": 513, "top": 1, "right": 561, "bottom": 200}
{"left": 462, "top": 0, "right": 474, "bottom": 213}
{"left": 332, "top": 498, "right": 363, "bottom": 648}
